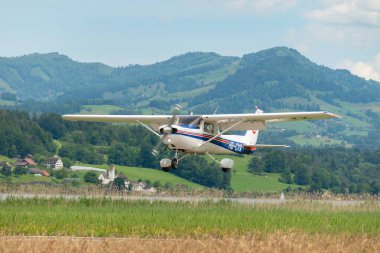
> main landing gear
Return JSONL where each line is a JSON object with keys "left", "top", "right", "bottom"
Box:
{"left": 160, "top": 151, "right": 234, "bottom": 173}
{"left": 206, "top": 153, "right": 234, "bottom": 173}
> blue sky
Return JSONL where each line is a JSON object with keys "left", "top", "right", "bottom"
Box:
{"left": 1, "top": 0, "right": 380, "bottom": 81}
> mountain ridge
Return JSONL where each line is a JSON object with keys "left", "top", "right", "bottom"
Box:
{"left": 1, "top": 47, "right": 380, "bottom": 147}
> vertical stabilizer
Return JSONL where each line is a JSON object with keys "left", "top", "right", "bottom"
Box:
{"left": 244, "top": 107, "right": 263, "bottom": 145}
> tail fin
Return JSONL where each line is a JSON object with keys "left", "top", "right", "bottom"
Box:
{"left": 244, "top": 107, "right": 263, "bottom": 145}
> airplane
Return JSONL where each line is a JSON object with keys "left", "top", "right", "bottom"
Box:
{"left": 62, "top": 105, "right": 339, "bottom": 173}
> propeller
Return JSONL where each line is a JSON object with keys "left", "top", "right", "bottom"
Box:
{"left": 152, "top": 104, "right": 182, "bottom": 156}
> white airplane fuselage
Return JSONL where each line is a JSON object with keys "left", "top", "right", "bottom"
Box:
{"left": 162, "top": 125, "right": 256, "bottom": 155}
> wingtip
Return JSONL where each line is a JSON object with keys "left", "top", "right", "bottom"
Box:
{"left": 325, "top": 111, "right": 341, "bottom": 118}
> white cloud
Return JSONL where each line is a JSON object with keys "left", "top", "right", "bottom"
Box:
{"left": 304, "top": 23, "right": 380, "bottom": 47}
{"left": 339, "top": 54, "right": 380, "bottom": 82}
{"left": 190, "top": 0, "right": 297, "bottom": 14}
{"left": 285, "top": 0, "right": 380, "bottom": 69}
{"left": 223, "top": 0, "right": 296, "bottom": 13}
{"left": 307, "top": 0, "right": 380, "bottom": 26}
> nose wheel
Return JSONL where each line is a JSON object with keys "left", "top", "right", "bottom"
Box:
{"left": 161, "top": 158, "right": 178, "bottom": 172}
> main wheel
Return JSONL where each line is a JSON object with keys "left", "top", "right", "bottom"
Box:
{"left": 162, "top": 167, "right": 171, "bottom": 172}
{"left": 221, "top": 167, "right": 230, "bottom": 173}
{"left": 171, "top": 158, "right": 178, "bottom": 169}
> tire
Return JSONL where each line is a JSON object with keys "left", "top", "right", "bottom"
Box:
{"left": 162, "top": 167, "right": 171, "bottom": 172}
{"left": 221, "top": 167, "right": 230, "bottom": 173}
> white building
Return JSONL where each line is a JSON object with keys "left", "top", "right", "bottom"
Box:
{"left": 98, "top": 166, "right": 117, "bottom": 185}
{"left": 70, "top": 166, "right": 106, "bottom": 173}
{"left": 44, "top": 156, "right": 63, "bottom": 170}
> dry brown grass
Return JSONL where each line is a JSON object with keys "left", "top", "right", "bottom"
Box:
{"left": 0, "top": 232, "right": 379, "bottom": 253}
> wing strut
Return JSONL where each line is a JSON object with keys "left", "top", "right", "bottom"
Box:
{"left": 136, "top": 120, "right": 160, "bottom": 137}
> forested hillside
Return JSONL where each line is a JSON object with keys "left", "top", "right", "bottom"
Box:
{"left": 0, "top": 109, "right": 379, "bottom": 193}
{"left": 1, "top": 47, "right": 380, "bottom": 147}
{"left": 249, "top": 148, "right": 380, "bottom": 194}
{"left": 0, "top": 110, "right": 56, "bottom": 157}
{"left": 191, "top": 48, "right": 380, "bottom": 112}
{"left": 0, "top": 111, "right": 230, "bottom": 189}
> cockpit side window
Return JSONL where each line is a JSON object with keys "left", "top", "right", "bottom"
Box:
{"left": 204, "top": 122, "right": 215, "bottom": 134}
{"left": 178, "top": 116, "right": 201, "bottom": 129}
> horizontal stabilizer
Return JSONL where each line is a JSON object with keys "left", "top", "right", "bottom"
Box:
{"left": 245, "top": 144, "right": 290, "bottom": 148}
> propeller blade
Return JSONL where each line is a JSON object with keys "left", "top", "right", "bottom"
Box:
{"left": 151, "top": 104, "right": 182, "bottom": 156}
{"left": 168, "top": 104, "right": 182, "bottom": 126}
{"left": 152, "top": 141, "right": 162, "bottom": 156}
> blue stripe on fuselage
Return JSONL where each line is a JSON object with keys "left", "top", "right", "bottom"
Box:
{"left": 178, "top": 124, "right": 199, "bottom": 129}
{"left": 174, "top": 131, "right": 255, "bottom": 155}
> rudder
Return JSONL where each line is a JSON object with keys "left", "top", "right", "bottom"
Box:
{"left": 244, "top": 107, "right": 263, "bottom": 145}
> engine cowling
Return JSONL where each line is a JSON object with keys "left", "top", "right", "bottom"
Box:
{"left": 159, "top": 125, "right": 178, "bottom": 135}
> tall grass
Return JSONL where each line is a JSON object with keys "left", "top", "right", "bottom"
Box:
{"left": 0, "top": 183, "right": 379, "bottom": 200}
{"left": 0, "top": 198, "right": 379, "bottom": 237}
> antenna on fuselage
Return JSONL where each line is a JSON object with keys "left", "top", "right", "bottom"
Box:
{"left": 213, "top": 105, "right": 219, "bottom": 115}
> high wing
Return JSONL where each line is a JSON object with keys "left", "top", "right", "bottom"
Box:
{"left": 62, "top": 115, "right": 172, "bottom": 124}
{"left": 62, "top": 111, "right": 339, "bottom": 131}
{"left": 202, "top": 111, "right": 340, "bottom": 131}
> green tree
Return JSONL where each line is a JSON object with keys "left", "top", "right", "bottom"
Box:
{"left": 279, "top": 168, "right": 293, "bottom": 184}
{"left": 8, "top": 145, "right": 17, "bottom": 158}
{"left": 38, "top": 113, "right": 67, "bottom": 139}
{"left": 153, "top": 181, "right": 162, "bottom": 188}
{"left": 114, "top": 177, "right": 125, "bottom": 190}
{"left": 14, "top": 166, "right": 28, "bottom": 176}
{"left": 52, "top": 169, "right": 69, "bottom": 179}
{"left": 248, "top": 157, "right": 264, "bottom": 174}
{"left": 84, "top": 171, "right": 99, "bottom": 184}
{"left": 61, "top": 157, "right": 73, "bottom": 168}
{"left": 1, "top": 166, "right": 12, "bottom": 177}
{"left": 294, "top": 164, "right": 312, "bottom": 185}
{"left": 263, "top": 150, "right": 286, "bottom": 172}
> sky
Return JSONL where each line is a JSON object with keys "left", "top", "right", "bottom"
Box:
{"left": 1, "top": 0, "right": 380, "bottom": 81}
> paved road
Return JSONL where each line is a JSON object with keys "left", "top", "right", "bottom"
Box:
{"left": 0, "top": 193, "right": 376, "bottom": 206}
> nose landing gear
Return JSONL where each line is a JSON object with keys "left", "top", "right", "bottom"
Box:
{"left": 160, "top": 151, "right": 181, "bottom": 172}
{"left": 160, "top": 152, "right": 233, "bottom": 173}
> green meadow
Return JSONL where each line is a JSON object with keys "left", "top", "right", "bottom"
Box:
{"left": 0, "top": 198, "right": 378, "bottom": 237}
{"left": 0, "top": 154, "right": 300, "bottom": 193}
{"left": 211, "top": 155, "right": 301, "bottom": 192}
{"left": 79, "top": 163, "right": 203, "bottom": 189}
{"left": 79, "top": 105, "right": 125, "bottom": 115}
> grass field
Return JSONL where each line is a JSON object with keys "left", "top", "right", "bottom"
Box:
{"left": 79, "top": 105, "right": 125, "bottom": 115}
{"left": 288, "top": 135, "right": 344, "bottom": 146}
{"left": 0, "top": 174, "right": 53, "bottom": 184}
{"left": 0, "top": 198, "right": 379, "bottom": 237}
{"left": 0, "top": 196, "right": 378, "bottom": 252}
{"left": 0, "top": 152, "right": 299, "bottom": 193}
{"left": 211, "top": 155, "right": 301, "bottom": 192}
{"left": 0, "top": 156, "right": 13, "bottom": 162}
